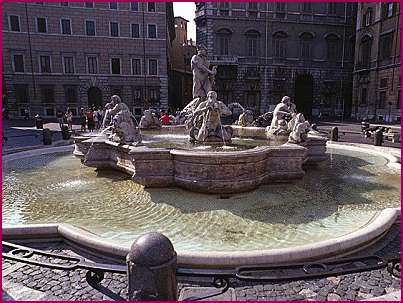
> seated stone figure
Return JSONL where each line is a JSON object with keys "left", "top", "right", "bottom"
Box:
{"left": 267, "top": 96, "right": 293, "bottom": 136}
{"left": 106, "top": 95, "right": 141, "bottom": 144}
{"left": 288, "top": 113, "right": 311, "bottom": 143}
{"left": 139, "top": 109, "right": 162, "bottom": 129}
{"left": 189, "top": 91, "right": 233, "bottom": 143}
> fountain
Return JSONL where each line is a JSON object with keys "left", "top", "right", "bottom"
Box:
{"left": 2, "top": 45, "right": 400, "bottom": 268}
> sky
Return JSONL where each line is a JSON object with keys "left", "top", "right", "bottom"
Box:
{"left": 173, "top": 2, "right": 196, "bottom": 41}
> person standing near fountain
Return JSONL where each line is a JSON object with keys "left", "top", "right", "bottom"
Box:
{"left": 191, "top": 45, "right": 217, "bottom": 99}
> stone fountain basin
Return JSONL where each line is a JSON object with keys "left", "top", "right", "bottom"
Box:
{"left": 75, "top": 132, "right": 326, "bottom": 194}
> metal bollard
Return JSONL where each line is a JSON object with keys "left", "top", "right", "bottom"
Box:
{"left": 374, "top": 129, "right": 383, "bottom": 146}
{"left": 43, "top": 128, "right": 52, "bottom": 145}
{"left": 330, "top": 127, "right": 338, "bottom": 141}
{"left": 127, "top": 232, "right": 177, "bottom": 301}
{"left": 61, "top": 125, "right": 71, "bottom": 140}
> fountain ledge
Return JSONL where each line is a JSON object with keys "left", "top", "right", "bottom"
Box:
{"left": 3, "top": 208, "right": 399, "bottom": 268}
{"left": 75, "top": 135, "right": 327, "bottom": 194}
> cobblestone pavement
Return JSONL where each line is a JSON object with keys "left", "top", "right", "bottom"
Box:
{"left": 2, "top": 224, "right": 400, "bottom": 301}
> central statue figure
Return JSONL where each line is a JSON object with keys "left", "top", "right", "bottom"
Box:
{"left": 189, "top": 91, "right": 233, "bottom": 143}
{"left": 191, "top": 45, "right": 217, "bottom": 99}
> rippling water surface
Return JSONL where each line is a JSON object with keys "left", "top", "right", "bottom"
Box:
{"left": 2, "top": 147, "right": 400, "bottom": 252}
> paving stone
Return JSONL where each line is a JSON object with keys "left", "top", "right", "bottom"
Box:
{"left": 327, "top": 293, "right": 342, "bottom": 301}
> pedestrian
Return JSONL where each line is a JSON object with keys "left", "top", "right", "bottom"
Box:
{"left": 93, "top": 107, "right": 99, "bottom": 130}
{"left": 159, "top": 111, "right": 171, "bottom": 125}
{"left": 97, "top": 107, "right": 104, "bottom": 129}
{"left": 86, "top": 108, "right": 94, "bottom": 132}
{"left": 66, "top": 108, "right": 73, "bottom": 131}
{"left": 80, "top": 108, "right": 87, "bottom": 132}
{"left": 56, "top": 109, "right": 64, "bottom": 129}
{"left": 24, "top": 108, "right": 30, "bottom": 120}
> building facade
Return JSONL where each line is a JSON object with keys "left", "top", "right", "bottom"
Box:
{"left": 2, "top": 1, "right": 174, "bottom": 118}
{"left": 169, "top": 16, "right": 196, "bottom": 110}
{"left": 195, "top": 2, "right": 357, "bottom": 118}
{"left": 352, "top": 2, "right": 400, "bottom": 122}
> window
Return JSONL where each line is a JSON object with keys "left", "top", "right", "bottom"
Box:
{"left": 273, "top": 32, "right": 287, "bottom": 58}
{"left": 37, "top": 17, "right": 47, "bottom": 33}
{"left": 148, "top": 24, "right": 156, "bottom": 38}
{"left": 363, "top": 9, "right": 372, "bottom": 27}
{"left": 132, "top": 87, "right": 142, "bottom": 103}
{"left": 276, "top": 3, "right": 286, "bottom": 19}
{"left": 87, "top": 56, "right": 98, "bottom": 74}
{"left": 63, "top": 56, "right": 74, "bottom": 73}
{"left": 9, "top": 15, "right": 20, "bottom": 32}
{"left": 111, "top": 58, "right": 121, "bottom": 74}
{"left": 148, "top": 59, "right": 158, "bottom": 75}
{"left": 39, "top": 55, "right": 51, "bottom": 73}
{"left": 61, "top": 2, "right": 68, "bottom": 6}
{"left": 131, "top": 2, "right": 139, "bottom": 11}
{"left": 218, "top": 2, "right": 229, "bottom": 16}
{"left": 300, "top": 32, "right": 313, "bottom": 60}
{"left": 148, "top": 2, "right": 156, "bottom": 12}
{"left": 378, "top": 91, "right": 386, "bottom": 109}
{"left": 302, "top": 2, "right": 312, "bottom": 13}
{"left": 149, "top": 88, "right": 158, "bottom": 101}
{"left": 248, "top": 37, "right": 258, "bottom": 57}
{"left": 328, "top": 3, "right": 337, "bottom": 15}
{"left": 360, "top": 35, "right": 372, "bottom": 66}
{"left": 132, "top": 58, "right": 141, "bottom": 75}
{"left": 247, "top": 2, "right": 258, "bottom": 17}
{"left": 14, "top": 84, "right": 29, "bottom": 103}
{"left": 61, "top": 19, "right": 71, "bottom": 35}
{"left": 41, "top": 86, "right": 55, "bottom": 103}
{"left": 218, "top": 36, "right": 229, "bottom": 55}
{"left": 380, "top": 32, "right": 394, "bottom": 60}
{"left": 86, "top": 20, "right": 95, "bottom": 36}
{"left": 64, "top": 86, "right": 78, "bottom": 103}
{"left": 131, "top": 24, "right": 140, "bottom": 38}
{"left": 326, "top": 34, "right": 340, "bottom": 61}
{"left": 387, "top": 3, "right": 394, "bottom": 17}
{"left": 380, "top": 78, "right": 388, "bottom": 88}
{"left": 110, "top": 22, "right": 119, "bottom": 37}
{"left": 361, "top": 88, "right": 367, "bottom": 105}
{"left": 13, "top": 55, "right": 24, "bottom": 72}
{"left": 110, "top": 2, "right": 118, "bottom": 10}
{"left": 85, "top": 2, "right": 94, "bottom": 8}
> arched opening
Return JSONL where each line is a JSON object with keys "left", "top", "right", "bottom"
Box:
{"left": 87, "top": 87, "right": 103, "bottom": 109}
{"left": 294, "top": 74, "right": 314, "bottom": 118}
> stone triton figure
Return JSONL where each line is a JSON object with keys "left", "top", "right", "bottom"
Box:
{"left": 189, "top": 91, "right": 233, "bottom": 142}
{"left": 191, "top": 45, "right": 217, "bottom": 99}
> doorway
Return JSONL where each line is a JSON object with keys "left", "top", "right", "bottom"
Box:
{"left": 87, "top": 87, "right": 103, "bottom": 109}
{"left": 294, "top": 74, "right": 314, "bottom": 118}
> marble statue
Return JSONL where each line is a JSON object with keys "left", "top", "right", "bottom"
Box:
{"left": 236, "top": 110, "right": 254, "bottom": 127}
{"left": 268, "top": 96, "right": 292, "bottom": 134}
{"left": 191, "top": 45, "right": 217, "bottom": 99}
{"left": 189, "top": 91, "right": 233, "bottom": 143}
{"left": 104, "top": 95, "right": 141, "bottom": 144}
{"left": 101, "top": 101, "right": 114, "bottom": 129}
{"left": 288, "top": 113, "right": 311, "bottom": 143}
{"left": 139, "top": 109, "right": 162, "bottom": 129}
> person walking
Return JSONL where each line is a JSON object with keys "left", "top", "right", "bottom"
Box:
{"left": 86, "top": 108, "right": 94, "bottom": 132}
{"left": 66, "top": 109, "right": 73, "bottom": 131}
{"left": 93, "top": 107, "right": 99, "bottom": 130}
{"left": 56, "top": 109, "right": 64, "bottom": 129}
{"left": 80, "top": 108, "right": 87, "bottom": 132}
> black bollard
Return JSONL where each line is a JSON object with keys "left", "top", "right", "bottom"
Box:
{"left": 330, "top": 127, "right": 338, "bottom": 141}
{"left": 127, "top": 232, "right": 177, "bottom": 301}
{"left": 61, "top": 125, "right": 71, "bottom": 140}
{"left": 43, "top": 128, "right": 52, "bottom": 145}
{"left": 374, "top": 129, "right": 383, "bottom": 146}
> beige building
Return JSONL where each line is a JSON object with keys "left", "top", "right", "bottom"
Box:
{"left": 169, "top": 16, "right": 196, "bottom": 109}
{"left": 352, "top": 2, "right": 400, "bottom": 122}
{"left": 2, "top": 1, "right": 174, "bottom": 118}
